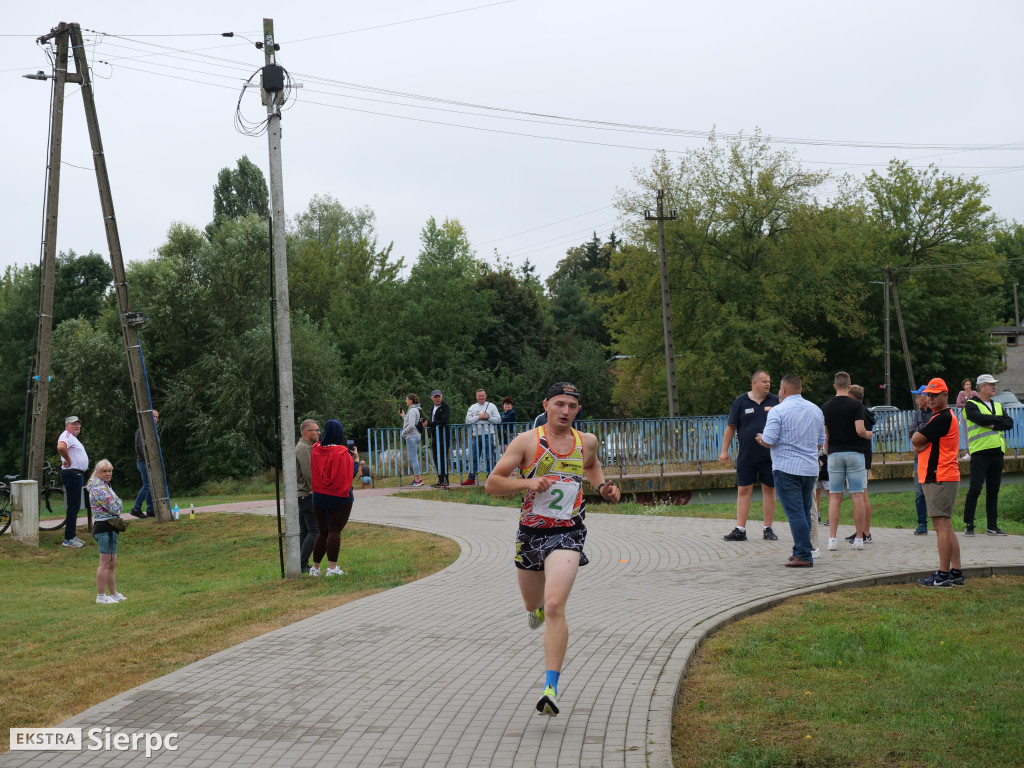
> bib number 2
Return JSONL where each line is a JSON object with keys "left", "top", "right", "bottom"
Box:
{"left": 533, "top": 479, "right": 579, "bottom": 521}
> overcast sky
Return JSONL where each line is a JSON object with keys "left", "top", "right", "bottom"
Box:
{"left": 3, "top": 1, "right": 1022, "bottom": 284}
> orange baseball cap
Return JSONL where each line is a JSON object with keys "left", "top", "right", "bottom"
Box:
{"left": 922, "top": 378, "right": 948, "bottom": 394}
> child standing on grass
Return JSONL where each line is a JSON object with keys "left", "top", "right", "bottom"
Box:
{"left": 360, "top": 461, "right": 373, "bottom": 488}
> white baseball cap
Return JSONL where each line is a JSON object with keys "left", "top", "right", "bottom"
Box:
{"left": 976, "top": 374, "right": 999, "bottom": 386}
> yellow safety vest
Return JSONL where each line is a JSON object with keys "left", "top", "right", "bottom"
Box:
{"left": 965, "top": 399, "right": 1006, "bottom": 453}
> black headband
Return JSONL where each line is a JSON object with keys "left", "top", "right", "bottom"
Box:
{"left": 546, "top": 382, "right": 581, "bottom": 401}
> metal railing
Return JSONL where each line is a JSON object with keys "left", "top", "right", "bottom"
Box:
{"left": 364, "top": 407, "right": 1024, "bottom": 480}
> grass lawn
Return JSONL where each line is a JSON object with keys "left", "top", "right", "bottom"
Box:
{"left": 674, "top": 576, "right": 1024, "bottom": 768}
{"left": 0, "top": 513, "right": 458, "bottom": 752}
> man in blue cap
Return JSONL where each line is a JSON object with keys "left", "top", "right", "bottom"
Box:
{"left": 907, "top": 385, "right": 931, "bottom": 535}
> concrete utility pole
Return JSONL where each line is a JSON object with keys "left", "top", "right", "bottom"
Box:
{"left": 26, "top": 25, "right": 70, "bottom": 484}
{"left": 262, "top": 18, "right": 301, "bottom": 578}
{"left": 645, "top": 190, "right": 679, "bottom": 417}
{"left": 28, "top": 23, "right": 169, "bottom": 522}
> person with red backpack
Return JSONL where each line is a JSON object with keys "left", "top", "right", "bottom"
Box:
{"left": 309, "top": 419, "right": 360, "bottom": 577}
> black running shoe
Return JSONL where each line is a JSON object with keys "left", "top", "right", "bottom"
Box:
{"left": 723, "top": 527, "right": 747, "bottom": 541}
{"left": 763, "top": 527, "right": 778, "bottom": 541}
{"left": 917, "top": 571, "right": 952, "bottom": 588}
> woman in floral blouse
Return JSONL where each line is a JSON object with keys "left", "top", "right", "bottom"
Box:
{"left": 87, "top": 459, "right": 126, "bottom": 604}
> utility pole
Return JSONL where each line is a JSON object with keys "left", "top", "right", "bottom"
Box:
{"left": 888, "top": 267, "right": 916, "bottom": 392}
{"left": 645, "top": 190, "right": 679, "bottom": 417}
{"left": 28, "top": 22, "right": 170, "bottom": 521}
{"left": 1014, "top": 282, "right": 1020, "bottom": 327}
{"left": 883, "top": 273, "right": 891, "bottom": 406}
{"left": 262, "top": 19, "right": 301, "bottom": 578}
{"left": 26, "top": 25, "right": 70, "bottom": 484}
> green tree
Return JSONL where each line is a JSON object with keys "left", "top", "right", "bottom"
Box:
{"left": 208, "top": 155, "right": 269, "bottom": 236}
{"left": 611, "top": 134, "right": 851, "bottom": 415}
{"left": 547, "top": 233, "right": 619, "bottom": 348}
{"left": 863, "top": 160, "right": 1002, "bottom": 391}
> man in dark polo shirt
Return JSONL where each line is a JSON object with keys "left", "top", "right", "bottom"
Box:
{"left": 821, "top": 371, "right": 873, "bottom": 551}
{"left": 719, "top": 370, "right": 780, "bottom": 541}
{"left": 911, "top": 378, "right": 964, "bottom": 587}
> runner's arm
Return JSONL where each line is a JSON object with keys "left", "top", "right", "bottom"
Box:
{"left": 582, "top": 432, "right": 621, "bottom": 502}
{"left": 485, "top": 431, "right": 556, "bottom": 496}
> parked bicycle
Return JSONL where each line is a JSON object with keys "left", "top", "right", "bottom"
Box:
{"left": 0, "top": 475, "right": 13, "bottom": 535}
{"left": 39, "top": 460, "right": 90, "bottom": 532}
{"left": 0, "top": 461, "right": 92, "bottom": 534}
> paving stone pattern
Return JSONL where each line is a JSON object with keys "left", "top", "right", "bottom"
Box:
{"left": 4, "top": 496, "right": 1023, "bottom": 768}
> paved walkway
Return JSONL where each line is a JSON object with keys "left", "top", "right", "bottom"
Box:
{"left": 5, "top": 497, "right": 1023, "bottom": 768}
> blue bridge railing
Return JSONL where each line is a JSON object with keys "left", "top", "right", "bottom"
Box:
{"left": 364, "top": 408, "right": 1023, "bottom": 480}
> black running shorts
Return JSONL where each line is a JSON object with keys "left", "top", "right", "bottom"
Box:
{"left": 514, "top": 526, "right": 589, "bottom": 571}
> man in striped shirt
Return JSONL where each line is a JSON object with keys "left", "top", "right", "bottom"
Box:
{"left": 757, "top": 374, "right": 826, "bottom": 567}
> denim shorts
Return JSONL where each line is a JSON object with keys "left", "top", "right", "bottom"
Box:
{"left": 95, "top": 530, "right": 119, "bottom": 555}
{"left": 827, "top": 452, "right": 867, "bottom": 494}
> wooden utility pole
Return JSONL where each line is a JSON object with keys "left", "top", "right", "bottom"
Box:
{"left": 883, "top": 272, "right": 891, "bottom": 405}
{"left": 262, "top": 19, "right": 301, "bottom": 578}
{"left": 645, "top": 190, "right": 679, "bottom": 417}
{"left": 28, "top": 22, "right": 170, "bottom": 521}
{"left": 26, "top": 25, "right": 71, "bottom": 485}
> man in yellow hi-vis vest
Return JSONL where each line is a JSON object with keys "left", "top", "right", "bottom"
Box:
{"left": 962, "top": 374, "right": 1014, "bottom": 536}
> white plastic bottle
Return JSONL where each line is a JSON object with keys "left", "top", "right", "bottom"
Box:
{"left": 189, "top": 503, "right": 195, "bottom": 520}
{"left": 172, "top": 504, "right": 179, "bottom": 520}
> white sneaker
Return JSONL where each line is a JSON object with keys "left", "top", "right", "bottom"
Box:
{"left": 63, "top": 538, "right": 85, "bottom": 548}
{"left": 827, "top": 538, "right": 838, "bottom": 551}
{"left": 110, "top": 592, "right": 127, "bottom": 602}
{"left": 811, "top": 548, "right": 820, "bottom": 559}
{"left": 96, "top": 594, "right": 116, "bottom": 604}
{"left": 308, "top": 566, "right": 321, "bottom": 577}
{"left": 325, "top": 566, "right": 345, "bottom": 577}
{"left": 851, "top": 538, "right": 864, "bottom": 550}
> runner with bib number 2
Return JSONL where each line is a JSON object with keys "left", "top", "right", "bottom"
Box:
{"left": 485, "top": 382, "right": 620, "bottom": 717}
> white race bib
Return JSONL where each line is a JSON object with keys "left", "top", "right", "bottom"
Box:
{"left": 532, "top": 479, "right": 580, "bottom": 521}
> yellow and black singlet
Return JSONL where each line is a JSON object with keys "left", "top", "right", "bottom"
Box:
{"left": 519, "top": 426, "right": 586, "bottom": 531}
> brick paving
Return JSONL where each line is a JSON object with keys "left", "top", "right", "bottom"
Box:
{"left": 4, "top": 495, "right": 1023, "bottom": 768}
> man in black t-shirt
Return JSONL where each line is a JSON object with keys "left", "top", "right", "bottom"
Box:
{"left": 821, "top": 372, "right": 873, "bottom": 551}
{"left": 719, "top": 371, "right": 780, "bottom": 541}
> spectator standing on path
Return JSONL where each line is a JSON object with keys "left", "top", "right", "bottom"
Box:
{"left": 57, "top": 416, "right": 89, "bottom": 548}
{"left": 309, "top": 419, "right": 360, "bottom": 577}
{"left": 955, "top": 378, "right": 974, "bottom": 409}
{"left": 462, "top": 389, "right": 500, "bottom": 486}
{"left": 757, "top": 374, "right": 825, "bottom": 568}
{"left": 911, "top": 379, "right": 965, "bottom": 587}
{"left": 847, "top": 385, "right": 875, "bottom": 544}
{"left": 427, "top": 389, "right": 450, "bottom": 488}
{"left": 485, "top": 382, "right": 621, "bottom": 717}
{"left": 821, "top": 372, "right": 873, "bottom": 552}
{"left": 908, "top": 387, "right": 932, "bottom": 535}
{"left": 130, "top": 410, "right": 159, "bottom": 518}
{"left": 399, "top": 394, "right": 425, "bottom": 488}
{"left": 962, "top": 374, "right": 1013, "bottom": 536}
{"left": 88, "top": 459, "right": 127, "bottom": 604}
{"left": 295, "top": 419, "right": 320, "bottom": 575}
{"left": 718, "top": 370, "right": 780, "bottom": 543}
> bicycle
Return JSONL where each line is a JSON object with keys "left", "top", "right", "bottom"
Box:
{"left": 39, "top": 460, "right": 91, "bottom": 532}
{"left": 0, "top": 476, "right": 13, "bottom": 535}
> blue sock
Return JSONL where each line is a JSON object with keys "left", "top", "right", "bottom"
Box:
{"left": 545, "top": 670, "right": 560, "bottom": 694}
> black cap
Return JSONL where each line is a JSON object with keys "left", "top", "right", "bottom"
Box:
{"left": 546, "top": 382, "right": 580, "bottom": 401}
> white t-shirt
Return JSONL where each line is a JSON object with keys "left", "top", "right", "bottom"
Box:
{"left": 58, "top": 430, "right": 89, "bottom": 471}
